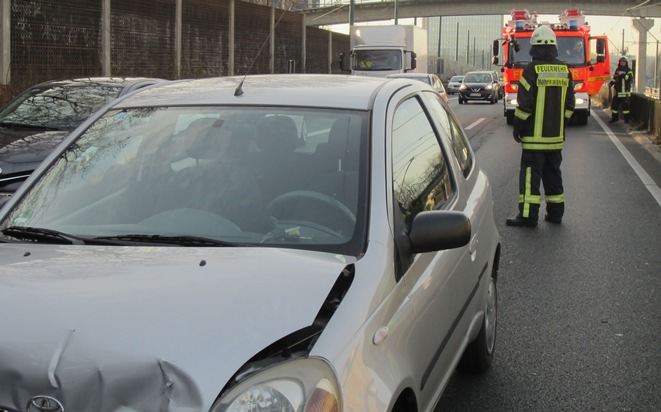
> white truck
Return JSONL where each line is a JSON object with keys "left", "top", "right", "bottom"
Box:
{"left": 340, "top": 25, "right": 428, "bottom": 76}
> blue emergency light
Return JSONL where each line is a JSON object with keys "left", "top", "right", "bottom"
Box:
{"left": 516, "top": 20, "right": 524, "bottom": 30}
{"left": 569, "top": 20, "right": 578, "bottom": 30}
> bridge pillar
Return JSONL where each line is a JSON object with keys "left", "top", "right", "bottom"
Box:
{"left": 102, "top": 0, "right": 111, "bottom": 76}
{"left": 631, "top": 17, "right": 654, "bottom": 94}
{"left": 1, "top": 0, "right": 9, "bottom": 84}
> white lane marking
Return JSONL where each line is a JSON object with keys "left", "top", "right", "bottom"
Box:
{"left": 592, "top": 109, "right": 661, "bottom": 207}
{"left": 465, "top": 118, "right": 485, "bottom": 130}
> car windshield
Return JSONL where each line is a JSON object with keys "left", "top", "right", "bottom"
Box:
{"left": 1, "top": 106, "right": 368, "bottom": 255}
{"left": 463, "top": 73, "right": 491, "bottom": 83}
{"left": 353, "top": 50, "right": 402, "bottom": 71}
{"left": 450, "top": 76, "right": 463, "bottom": 82}
{"left": 0, "top": 85, "right": 123, "bottom": 130}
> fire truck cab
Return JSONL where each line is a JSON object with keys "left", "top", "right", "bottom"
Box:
{"left": 493, "top": 10, "right": 610, "bottom": 126}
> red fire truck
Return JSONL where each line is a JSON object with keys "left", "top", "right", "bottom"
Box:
{"left": 493, "top": 9, "right": 610, "bottom": 125}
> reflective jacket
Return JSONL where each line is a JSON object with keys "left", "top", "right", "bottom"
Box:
{"left": 514, "top": 58, "right": 575, "bottom": 151}
{"left": 610, "top": 66, "right": 633, "bottom": 97}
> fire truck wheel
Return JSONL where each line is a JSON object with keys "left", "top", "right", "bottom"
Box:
{"left": 575, "top": 111, "right": 588, "bottom": 126}
{"left": 506, "top": 111, "right": 514, "bottom": 125}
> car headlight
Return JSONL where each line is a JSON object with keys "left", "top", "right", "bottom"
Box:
{"left": 211, "top": 358, "right": 341, "bottom": 412}
{"left": 485, "top": 84, "right": 493, "bottom": 90}
{"left": 459, "top": 84, "right": 466, "bottom": 90}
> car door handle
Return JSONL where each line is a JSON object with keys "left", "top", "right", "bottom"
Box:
{"left": 469, "top": 235, "right": 478, "bottom": 260}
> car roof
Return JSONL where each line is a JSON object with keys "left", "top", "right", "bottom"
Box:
{"left": 386, "top": 73, "right": 432, "bottom": 79}
{"left": 31, "top": 77, "right": 165, "bottom": 89}
{"left": 114, "top": 74, "right": 400, "bottom": 111}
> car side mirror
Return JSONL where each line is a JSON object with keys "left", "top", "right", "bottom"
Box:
{"left": 408, "top": 211, "right": 471, "bottom": 253}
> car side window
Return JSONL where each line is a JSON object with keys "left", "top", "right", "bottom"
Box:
{"left": 420, "top": 92, "right": 474, "bottom": 178}
{"left": 432, "top": 75, "right": 441, "bottom": 89}
{"left": 392, "top": 97, "right": 454, "bottom": 230}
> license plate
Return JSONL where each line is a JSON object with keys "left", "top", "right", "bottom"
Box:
{"left": 470, "top": 93, "right": 481, "bottom": 97}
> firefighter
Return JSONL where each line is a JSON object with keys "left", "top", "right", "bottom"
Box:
{"left": 609, "top": 56, "right": 633, "bottom": 123}
{"left": 507, "top": 25, "right": 575, "bottom": 227}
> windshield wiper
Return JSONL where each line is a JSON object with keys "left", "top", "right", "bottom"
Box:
{"left": 2, "top": 226, "right": 87, "bottom": 245}
{"left": 0, "top": 121, "right": 61, "bottom": 131}
{"left": 1, "top": 226, "right": 136, "bottom": 245}
{"left": 94, "top": 234, "right": 240, "bottom": 247}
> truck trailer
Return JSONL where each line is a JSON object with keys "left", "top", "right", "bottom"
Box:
{"left": 340, "top": 25, "right": 428, "bottom": 77}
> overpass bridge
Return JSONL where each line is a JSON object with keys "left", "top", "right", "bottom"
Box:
{"left": 300, "top": 0, "right": 661, "bottom": 26}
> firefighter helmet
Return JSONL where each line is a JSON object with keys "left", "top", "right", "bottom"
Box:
{"left": 530, "top": 25, "right": 557, "bottom": 46}
{"left": 619, "top": 56, "right": 628, "bottom": 63}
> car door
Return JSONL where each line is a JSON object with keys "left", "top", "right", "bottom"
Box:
{"left": 388, "top": 92, "right": 480, "bottom": 408}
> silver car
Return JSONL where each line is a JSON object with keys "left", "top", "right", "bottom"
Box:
{"left": 386, "top": 72, "right": 448, "bottom": 103}
{"left": 0, "top": 75, "right": 500, "bottom": 412}
{"left": 446, "top": 75, "right": 464, "bottom": 95}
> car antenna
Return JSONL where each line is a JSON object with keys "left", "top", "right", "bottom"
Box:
{"left": 234, "top": 1, "right": 294, "bottom": 97}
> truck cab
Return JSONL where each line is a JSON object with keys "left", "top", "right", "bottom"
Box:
{"left": 493, "top": 10, "right": 609, "bottom": 126}
{"left": 340, "top": 25, "right": 428, "bottom": 77}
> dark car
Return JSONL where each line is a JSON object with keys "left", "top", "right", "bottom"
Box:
{"left": 458, "top": 71, "right": 500, "bottom": 104}
{"left": 0, "top": 77, "right": 165, "bottom": 206}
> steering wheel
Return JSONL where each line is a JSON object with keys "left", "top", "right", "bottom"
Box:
{"left": 265, "top": 190, "right": 356, "bottom": 235}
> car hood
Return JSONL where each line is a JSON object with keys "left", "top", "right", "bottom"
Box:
{"left": 0, "top": 244, "right": 352, "bottom": 411}
{"left": 462, "top": 82, "right": 490, "bottom": 87}
{"left": 0, "top": 129, "right": 70, "bottom": 173}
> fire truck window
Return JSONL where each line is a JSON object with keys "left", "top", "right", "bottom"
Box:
{"left": 511, "top": 38, "right": 531, "bottom": 66}
{"left": 559, "top": 37, "right": 585, "bottom": 65}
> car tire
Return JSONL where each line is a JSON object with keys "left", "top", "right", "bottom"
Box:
{"left": 458, "top": 97, "right": 464, "bottom": 104}
{"left": 458, "top": 269, "right": 497, "bottom": 373}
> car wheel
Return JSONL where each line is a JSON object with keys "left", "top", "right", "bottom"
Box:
{"left": 458, "top": 269, "right": 497, "bottom": 373}
{"left": 458, "top": 97, "right": 464, "bottom": 104}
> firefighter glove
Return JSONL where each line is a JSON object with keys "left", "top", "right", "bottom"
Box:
{"left": 512, "top": 129, "right": 522, "bottom": 143}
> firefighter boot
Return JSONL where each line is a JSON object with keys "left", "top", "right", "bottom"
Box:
{"left": 506, "top": 215, "right": 538, "bottom": 227}
{"left": 609, "top": 113, "right": 618, "bottom": 123}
